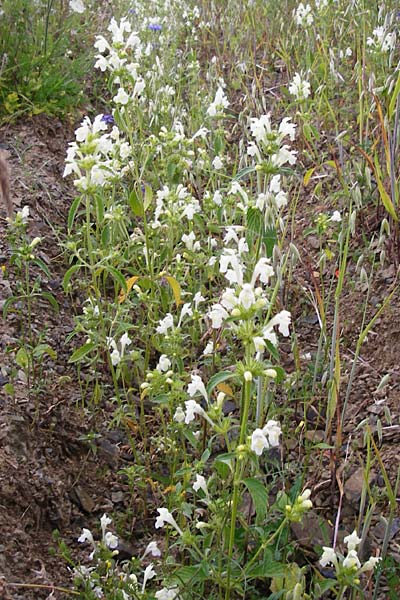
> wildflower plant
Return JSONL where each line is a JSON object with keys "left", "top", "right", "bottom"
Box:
{"left": 61, "top": 0, "right": 391, "bottom": 598}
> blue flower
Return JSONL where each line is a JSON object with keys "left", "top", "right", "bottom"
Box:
{"left": 148, "top": 23, "right": 162, "bottom": 31}
{"left": 101, "top": 114, "right": 114, "bottom": 125}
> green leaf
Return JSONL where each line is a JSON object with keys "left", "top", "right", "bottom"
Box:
{"left": 206, "top": 370, "right": 235, "bottom": 396}
{"left": 144, "top": 184, "right": 153, "bottom": 211}
{"left": 69, "top": 342, "right": 96, "bottom": 363}
{"left": 67, "top": 196, "right": 82, "bottom": 232}
{"left": 106, "top": 266, "right": 127, "bottom": 292}
{"left": 246, "top": 549, "right": 286, "bottom": 579}
{"left": 2, "top": 295, "right": 19, "bottom": 318}
{"left": 243, "top": 477, "right": 268, "bottom": 521}
{"left": 214, "top": 452, "right": 235, "bottom": 477}
{"left": 168, "top": 563, "right": 208, "bottom": 586}
{"left": 33, "top": 257, "right": 51, "bottom": 278}
{"left": 263, "top": 227, "right": 277, "bottom": 258}
{"left": 41, "top": 291, "right": 59, "bottom": 313}
{"left": 128, "top": 188, "right": 144, "bottom": 217}
{"left": 16, "top": 347, "right": 30, "bottom": 369}
{"left": 63, "top": 264, "right": 81, "bottom": 291}
{"left": 234, "top": 166, "right": 256, "bottom": 181}
{"left": 246, "top": 207, "right": 263, "bottom": 247}
{"left": 389, "top": 70, "right": 400, "bottom": 121}
{"left": 214, "top": 133, "right": 224, "bottom": 155}
{"left": 33, "top": 343, "right": 57, "bottom": 360}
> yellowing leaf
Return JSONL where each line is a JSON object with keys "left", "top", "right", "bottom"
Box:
{"left": 165, "top": 276, "right": 182, "bottom": 306}
{"left": 216, "top": 383, "right": 234, "bottom": 397}
{"left": 303, "top": 167, "right": 316, "bottom": 186}
{"left": 119, "top": 275, "right": 140, "bottom": 303}
{"left": 376, "top": 175, "right": 398, "bottom": 221}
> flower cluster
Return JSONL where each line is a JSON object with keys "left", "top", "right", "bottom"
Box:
{"left": 208, "top": 253, "right": 291, "bottom": 351}
{"left": 206, "top": 85, "right": 230, "bottom": 117}
{"left": 288, "top": 72, "right": 311, "bottom": 100}
{"left": 107, "top": 332, "right": 132, "bottom": 366}
{"left": 284, "top": 489, "right": 313, "bottom": 522}
{"left": 320, "top": 530, "right": 381, "bottom": 584}
{"left": 94, "top": 18, "right": 143, "bottom": 83}
{"left": 63, "top": 114, "right": 133, "bottom": 191}
{"left": 294, "top": 3, "right": 313, "bottom": 27}
{"left": 251, "top": 420, "right": 282, "bottom": 455}
{"left": 247, "top": 114, "right": 297, "bottom": 170}
{"left": 367, "top": 26, "right": 396, "bottom": 53}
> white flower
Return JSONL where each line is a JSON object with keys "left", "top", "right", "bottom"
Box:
{"left": 209, "top": 303, "right": 229, "bottom": 328}
{"left": 155, "top": 508, "right": 183, "bottom": 535}
{"left": 263, "top": 420, "right": 281, "bottom": 446}
{"left": 113, "top": 87, "right": 130, "bottom": 105}
{"left": 267, "top": 310, "right": 291, "bottom": 337}
{"left": 182, "top": 231, "right": 200, "bottom": 251}
{"left": 78, "top": 528, "right": 95, "bottom": 546}
{"left": 320, "top": 546, "right": 338, "bottom": 568}
{"left": 133, "top": 78, "right": 145, "bottom": 97}
{"left": 178, "top": 302, "right": 193, "bottom": 327}
{"left": 343, "top": 549, "right": 361, "bottom": 570}
{"left": 361, "top": 556, "right": 381, "bottom": 571}
{"left": 155, "top": 587, "right": 180, "bottom": 600}
{"left": 298, "top": 488, "right": 312, "bottom": 509}
{"left": 110, "top": 347, "right": 121, "bottom": 366}
{"left": 191, "top": 127, "right": 209, "bottom": 141}
{"left": 156, "top": 313, "right": 174, "bottom": 335}
{"left": 294, "top": 3, "right": 314, "bottom": 27}
{"left": 212, "top": 155, "right": 223, "bottom": 170}
{"left": 188, "top": 375, "right": 208, "bottom": 401}
{"left": 184, "top": 399, "right": 206, "bottom": 424}
{"left": 288, "top": 72, "right": 311, "bottom": 100}
{"left": 344, "top": 530, "right": 361, "bottom": 552}
{"left": 213, "top": 190, "right": 223, "bottom": 205}
{"left": 69, "top": 0, "right": 85, "bottom": 13}
{"left": 18, "top": 205, "right": 30, "bottom": 223}
{"left": 193, "top": 474, "right": 208, "bottom": 495}
{"left": 143, "top": 541, "right": 162, "bottom": 558}
{"left": 100, "top": 514, "right": 112, "bottom": 537}
{"left": 251, "top": 429, "right": 270, "bottom": 456}
{"left": 253, "top": 336, "right": 266, "bottom": 352}
{"left": 142, "top": 564, "right": 156, "bottom": 594}
{"left": 104, "top": 531, "right": 119, "bottom": 549}
{"left": 264, "top": 368, "right": 277, "bottom": 378}
{"left": 157, "top": 354, "right": 171, "bottom": 373}
{"left": 193, "top": 291, "right": 205, "bottom": 309}
{"left": 278, "top": 118, "right": 297, "bottom": 141}
{"left": 221, "top": 288, "right": 239, "bottom": 310}
{"left": 238, "top": 283, "right": 256, "bottom": 309}
{"left": 251, "top": 257, "right": 274, "bottom": 286}
{"left": 330, "top": 210, "right": 341, "bottom": 222}
{"left": 120, "top": 332, "right": 132, "bottom": 356}
{"left": 203, "top": 341, "right": 214, "bottom": 356}
{"left": 173, "top": 406, "right": 185, "bottom": 423}
{"left": 207, "top": 86, "right": 229, "bottom": 116}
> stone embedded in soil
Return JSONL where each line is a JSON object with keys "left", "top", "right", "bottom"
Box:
{"left": 290, "top": 510, "right": 332, "bottom": 550}
{"left": 344, "top": 466, "right": 376, "bottom": 508}
{"left": 69, "top": 485, "right": 95, "bottom": 513}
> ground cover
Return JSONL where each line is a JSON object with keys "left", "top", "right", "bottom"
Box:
{"left": 0, "top": 1, "right": 400, "bottom": 599}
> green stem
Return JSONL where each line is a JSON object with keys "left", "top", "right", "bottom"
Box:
{"left": 225, "top": 378, "right": 252, "bottom": 600}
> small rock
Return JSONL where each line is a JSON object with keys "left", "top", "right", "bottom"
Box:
{"left": 371, "top": 517, "right": 400, "bottom": 541}
{"left": 305, "top": 430, "right": 325, "bottom": 443}
{"left": 291, "top": 510, "right": 332, "bottom": 550}
{"left": 111, "top": 491, "right": 124, "bottom": 504}
{"left": 344, "top": 467, "right": 375, "bottom": 507}
{"left": 69, "top": 485, "right": 95, "bottom": 513}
